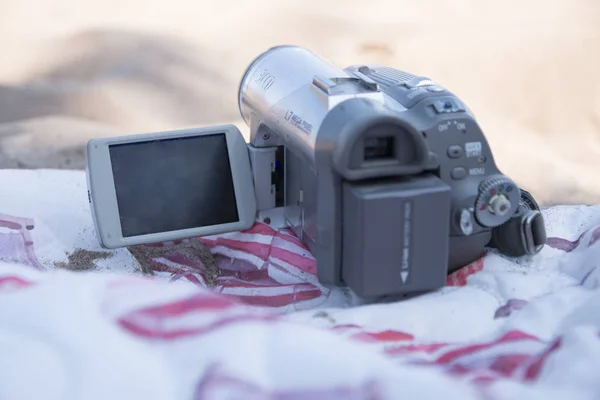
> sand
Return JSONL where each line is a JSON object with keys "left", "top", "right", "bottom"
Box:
{"left": 0, "top": 0, "right": 599, "bottom": 206}
{"left": 127, "top": 239, "right": 219, "bottom": 286}
{"left": 54, "top": 248, "right": 113, "bottom": 271}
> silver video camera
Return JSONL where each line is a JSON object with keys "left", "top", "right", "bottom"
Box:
{"left": 85, "top": 45, "right": 547, "bottom": 299}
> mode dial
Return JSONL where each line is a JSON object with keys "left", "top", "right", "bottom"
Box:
{"left": 474, "top": 175, "right": 520, "bottom": 228}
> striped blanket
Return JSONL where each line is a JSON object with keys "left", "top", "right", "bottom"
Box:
{"left": 1, "top": 169, "right": 600, "bottom": 400}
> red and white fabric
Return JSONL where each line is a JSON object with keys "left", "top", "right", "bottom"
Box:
{"left": 1, "top": 169, "right": 600, "bottom": 400}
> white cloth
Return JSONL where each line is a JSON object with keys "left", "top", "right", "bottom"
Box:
{"left": 1, "top": 169, "right": 600, "bottom": 400}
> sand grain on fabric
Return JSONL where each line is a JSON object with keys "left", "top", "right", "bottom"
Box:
{"left": 54, "top": 248, "right": 112, "bottom": 271}
{"left": 128, "top": 240, "right": 220, "bottom": 287}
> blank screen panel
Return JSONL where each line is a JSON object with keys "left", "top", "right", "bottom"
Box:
{"left": 108, "top": 133, "right": 239, "bottom": 237}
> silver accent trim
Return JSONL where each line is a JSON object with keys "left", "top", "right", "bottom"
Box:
{"left": 521, "top": 210, "right": 544, "bottom": 255}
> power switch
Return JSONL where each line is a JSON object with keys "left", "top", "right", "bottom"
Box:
{"left": 432, "top": 99, "right": 465, "bottom": 114}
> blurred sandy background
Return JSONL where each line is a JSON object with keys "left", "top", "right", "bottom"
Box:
{"left": 0, "top": 0, "right": 598, "bottom": 206}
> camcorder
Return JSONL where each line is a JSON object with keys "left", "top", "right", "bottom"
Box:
{"left": 86, "top": 45, "right": 547, "bottom": 300}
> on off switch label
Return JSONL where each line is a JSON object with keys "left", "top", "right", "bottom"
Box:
{"left": 465, "top": 142, "right": 482, "bottom": 158}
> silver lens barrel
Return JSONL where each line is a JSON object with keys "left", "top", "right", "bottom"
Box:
{"left": 237, "top": 46, "right": 350, "bottom": 126}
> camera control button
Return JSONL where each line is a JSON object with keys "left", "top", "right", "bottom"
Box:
{"left": 474, "top": 175, "right": 521, "bottom": 227}
{"left": 447, "top": 145, "right": 463, "bottom": 159}
{"left": 458, "top": 208, "right": 474, "bottom": 235}
{"left": 427, "top": 85, "right": 445, "bottom": 92}
{"left": 488, "top": 194, "right": 512, "bottom": 216}
{"left": 451, "top": 167, "right": 467, "bottom": 180}
{"left": 432, "top": 99, "right": 465, "bottom": 114}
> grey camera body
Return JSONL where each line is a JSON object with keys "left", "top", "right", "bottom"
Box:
{"left": 239, "top": 46, "right": 546, "bottom": 298}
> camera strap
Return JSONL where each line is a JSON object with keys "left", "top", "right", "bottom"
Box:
{"left": 487, "top": 190, "right": 547, "bottom": 257}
